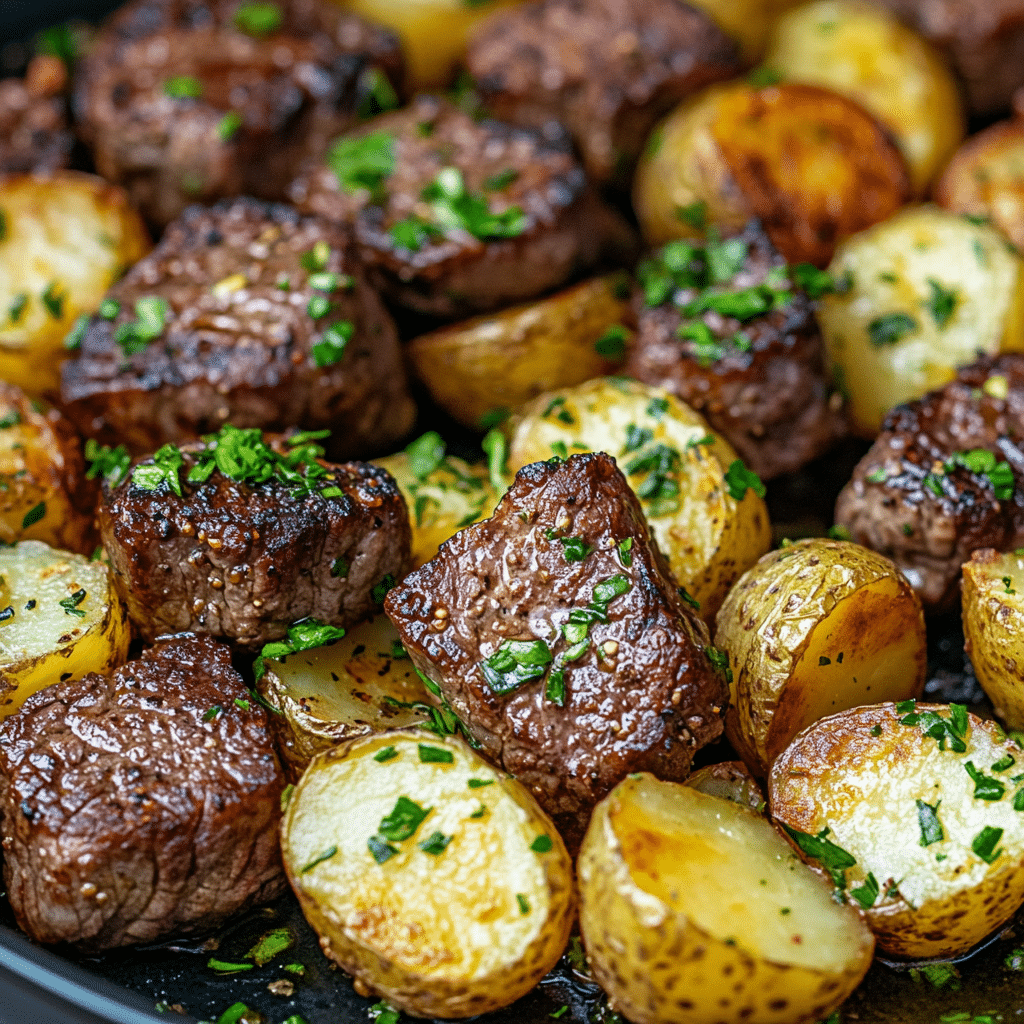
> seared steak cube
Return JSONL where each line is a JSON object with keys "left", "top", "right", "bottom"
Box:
{"left": 625, "top": 221, "right": 846, "bottom": 479}
{"left": 289, "top": 94, "right": 635, "bottom": 318}
{"left": 835, "top": 354, "right": 1024, "bottom": 611}
{"left": 385, "top": 451, "right": 727, "bottom": 849}
{"left": 60, "top": 198, "right": 415, "bottom": 459}
{"left": 0, "top": 57, "right": 73, "bottom": 175}
{"left": 75, "top": 0, "right": 403, "bottom": 226}
{"left": 0, "top": 633, "right": 286, "bottom": 950}
{"left": 466, "top": 0, "right": 743, "bottom": 185}
{"left": 98, "top": 426, "right": 410, "bottom": 647}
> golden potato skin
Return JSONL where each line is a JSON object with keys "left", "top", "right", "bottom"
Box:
{"left": 771, "top": 703, "right": 1024, "bottom": 959}
{"left": 715, "top": 539, "right": 926, "bottom": 776}
{"left": 578, "top": 775, "right": 874, "bottom": 1024}
{"left": 407, "top": 275, "right": 633, "bottom": 430}
{"left": 763, "top": 0, "right": 966, "bottom": 195}
{"left": 684, "top": 760, "right": 765, "bottom": 811}
{"left": 281, "top": 729, "right": 575, "bottom": 1018}
{"left": 0, "top": 384, "right": 98, "bottom": 554}
{"left": 962, "top": 548, "right": 1024, "bottom": 731}
{"left": 0, "top": 172, "right": 150, "bottom": 396}
{"left": 935, "top": 118, "right": 1024, "bottom": 253}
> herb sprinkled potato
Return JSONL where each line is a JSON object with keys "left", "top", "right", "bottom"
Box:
{"left": 0, "top": 541, "right": 130, "bottom": 718}
{"left": 771, "top": 702, "right": 1024, "bottom": 959}
{"left": 506, "top": 377, "right": 772, "bottom": 621}
{"left": 0, "top": 171, "right": 150, "bottom": 395}
{"left": 578, "top": 774, "right": 874, "bottom": 1024}
{"left": 819, "top": 205, "right": 1024, "bottom": 436}
{"left": 281, "top": 728, "right": 575, "bottom": 1018}
{"left": 715, "top": 538, "right": 926, "bottom": 777}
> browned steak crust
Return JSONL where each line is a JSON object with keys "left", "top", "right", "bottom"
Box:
{"left": 0, "top": 633, "right": 286, "bottom": 950}
{"left": 385, "top": 452, "right": 727, "bottom": 850}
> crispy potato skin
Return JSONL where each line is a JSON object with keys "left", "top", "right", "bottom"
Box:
{"left": 771, "top": 703, "right": 1024, "bottom": 959}
{"left": 0, "top": 384, "right": 98, "bottom": 554}
{"left": 936, "top": 118, "right": 1024, "bottom": 253}
{"left": 715, "top": 539, "right": 926, "bottom": 776}
{"left": 684, "top": 760, "right": 765, "bottom": 811}
{"left": 406, "top": 274, "right": 633, "bottom": 431}
{"left": 281, "top": 729, "right": 575, "bottom": 1018}
{"left": 0, "top": 171, "right": 150, "bottom": 396}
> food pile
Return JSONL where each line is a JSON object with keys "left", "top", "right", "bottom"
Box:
{"left": 2, "top": 0, "right": 1024, "bottom": 1021}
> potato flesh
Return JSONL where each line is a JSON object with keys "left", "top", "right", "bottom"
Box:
{"left": 820, "top": 205, "right": 1024, "bottom": 436}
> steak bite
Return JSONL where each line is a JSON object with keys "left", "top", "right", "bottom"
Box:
{"left": 466, "top": 0, "right": 743, "bottom": 185}
{"left": 0, "top": 56, "right": 74, "bottom": 175}
{"left": 289, "top": 95, "right": 635, "bottom": 318}
{"left": 60, "top": 198, "right": 415, "bottom": 459}
{"left": 384, "top": 452, "right": 727, "bottom": 849}
{"left": 625, "top": 221, "right": 846, "bottom": 480}
{"left": 98, "top": 425, "right": 410, "bottom": 647}
{"left": 0, "top": 633, "right": 286, "bottom": 950}
{"left": 835, "top": 354, "right": 1024, "bottom": 611}
{"left": 75, "top": 0, "right": 403, "bottom": 226}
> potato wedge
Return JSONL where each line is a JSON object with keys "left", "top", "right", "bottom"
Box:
{"left": 684, "top": 760, "right": 765, "bottom": 811}
{"left": 375, "top": 436, "right": 499, "bottom": 568}
{"left": 0, "top": 171, "right": 150, "bottom": 396}
{"left": 763, "top": 0, "right": 966, "bottom": 195}
{"left": 715, "top": 538, "right": 926, "bottom": 776}
{"left": 935, "top": 118, "right": 1024, "bottom": 253}
{"left": 820, "top": 205, "right": 1024, "bottom": 437}
{"left": 506, "top": 377, "right": 772, "bottom": 622}
{"left": 258, "top": 614, "right": 435, "bottom": 776}
{"left": 962, "top": 548, "right": 1024, "bottom": 732}
{"left": 770, "top": 702, "right": 1024, "bottom": 959}
{"left": 578, "top": 774, "right": 874, "bottom": 1024}
{"left": 406, "top": 274, "right": 634, "bottom": 430}
{"left": 0, "top": 384, "right": 98, "bottom": 553}
{"left": 0, "top": 540, "right": 130, "bottom": 717}
{"left": 281, "top": 728, "right": 575, "bottom": 1018}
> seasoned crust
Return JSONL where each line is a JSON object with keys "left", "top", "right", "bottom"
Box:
{"left": 385, "top": 451, "right": 727, "bottom": 851}
{"left": 0, "top": 633, "right": 286, "bottom": 950}
{"left": 98, "top": 435, "right": 410, "bottom": 648}
{"left": 835, "top": 354, "right": 1024, "bottom": 611}
{"left": 60, "top": 198, "right": 415, "bottom": 460}
{"left": 465, "top": 0, "right": 743, "bottom": 185}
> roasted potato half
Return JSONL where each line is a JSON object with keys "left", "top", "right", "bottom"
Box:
{"left": 962, "top": 548, "right": 1024, "bottom": 732}
{"left": 820, "top": 205, "right": 1024, "bottom": 437}
{"left": 634, "top": 81, "right": 911, "bottom": 266}
{"left": 771, "top": 702, "right": 1024, "bottom": 960}
{"left": 406, "top": 274, "right": 634, "bottom": 430}
{"left": 715, "top": 538, "right": 926, "bottom": 777}
{"left": 0, "top": 171, "right": 150, "bottom": 396}
{"left": 0, "top": 541, "right": 130, "bottom": 717}
{"left": 684, "top": 760, "right": 765, "bottom": 811}
{"left": 0, "top": 384, "right": 98, "bottom": 553}
{"left": 375, "top": 439, "right": 499, "bottom": 569}
{"left": 935, "top": 118, "right": 1024, "bottom": 253}
{"left": 763, "top": 0, "right": 966, "bottom": 195}
{"left": 281, "top": 728, "right": 575, "bottom": 1018}
{"left": 257, "top": 614, "right": 433, "bottom": 776}
{"left": 506, "top": 377, "right": 772, "bottom": 622}
{"left": 578, "top": 774, "right": 874, "bottom": 1024}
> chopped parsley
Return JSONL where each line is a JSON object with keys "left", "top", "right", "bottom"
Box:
{"left": 530, "top": 834, "right": 553, "bottom": 853}
{"left": 560, "top": 536, "right": 593, "bottom": 562}
{"left": 516, "top": 893, "right": 530, "bottom": 915}
{"left": 58, "top": 588, "right": 87, "bottom": 617}
{"left": 300, "top": 241, "right": 331, "bottom": 272}
{"left": 622, "top": 424, "right": 653, "bottom": 454}
{"left": 7, "top": 293, "right": 27, "bottom": 324}
{"left": 234, "top": 0, "right": 283, "bottom": 35}
{"left": 254, "top": 618, "right": 347, "bottom": 681}
{"left": 312, "top": 321, "right": 353, "bottom": 367}
{"left": 326, "top": 131, "right": 396, "bottom": 198}
{"left": 675, "top": 201, "right": 707, "bottom": 230}
{"left": 207, "top": 959, "right": 253, "bottom": 974}
{"left": 542, "top": 395, "right": 575, "bottom": 425}
{"left": 406, "top": 431, "right": 446, "bottom": 479}
{"left": 945, "top": 448, "right": 1014, "bottom": 500}
{"left": 850, "top": 871, "right": 879, "bottom": 910}
{"left": 545, "top": 668, "right": 566, "bottom": 706}
{"left": 41, "top": 281, "right": 64, "bottom": 319}
{"left": 115, "top": 295, "right": 170, "bottom": 355}
{"left": 389, "top": 215, "right": 440, "bottom": 251}
{"left": 422, "top": 166, "right": 527, "bottom": 241}
{"left": 926, "top": 278, "right": 959, "bottom": 328}
{"left": 306, "top": 294, "right": 331, "bottom": 320}
{"left": 301, "top": 845, "right": 338, "bottom": 873}
{"left": 724, "top": 459, "right": 766, "bottom": 501}
{"left": 483, "top": 168, "right": 518, "bottom": 192}
{"left": 916, "top": 799, "right": 944, "bottom": 846}
{"left": 482, "top": 639, "right": 553, "bottom": 695}
{"left": 369, "top": 1000, "right": 400, "bottom": 1024}
{"left": 245, "top": 926, "right": 293, "bottom": 966}
{"left": 617, "top": 537, "right": 633, "bottom": 566}
{"left": 418, "top": 831, "right": 452, "bottom": 855}
{"left": 84, "top": 439, "right": 131, "bottom": 487}
{"left": 624, "top": 443, "right": 681, "bottom": 514}
{"left": 706, "top": 644, "right": 732, "bottom": 683}
{"left": 217, "top": 111, "right": 243, "bottom": 141}
{"left": 330, "top": 557, "right": 350, "bottom": 578}
{"left": 791, "top": 262, "right": 847, "bottom": 299}
{"left": 367, "top": 835, "right": 398, "bottom": 864}
{"left": 677, "top": 587, "right": 700, "bottom": 611}
{"left": 896, "top": 699, "right": 969, "bottom": 753}
{"left": 63, "top": 314, "right": 89, "bottom": 351}
{"left": 418, "top": 743, "right": 454, "bottom": 764}
{"left": 482, "top": 428, "right": 509, "bottom": 494}
{"left": 371, "top": 574, "right": 396, "bottom": 604}
{"left": 21, "top": 501, "right": 46, "bottom": 529}
{"left": 972, "top": 825, "right": 1003, "bottom": 864}
{"left": 164, "top": 76, "right": 203, "bottom": 99}
{"left": 867, "top": 312, "right": 917, "bottom": 348}
{"left": 964, "top": 761, "right": 1006, "bottom": 801}
{"left": 374, "top": 745, "right": 398, "bottom": 763}
{"left": 357, "top": 67, "right": 399, "bottom": 120}
{"left": 594, "top": 324, "right": 629, "bottom": 359}
{"left": 379, "top": 796, "right": 431, "bottom": 841}
{"left": 781, "top": 825, "right": 857, "bottom": 888}
{"left": 467, "top": 779, "right": 493, "bottom": 788}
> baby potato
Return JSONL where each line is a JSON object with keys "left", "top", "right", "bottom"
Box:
{"left": 0, "top": 171, "right": 150, "bottom": 396}
{"left": 935, "top": 118, "right": 1024, "bottom": 253}
{"left": 281, "top": 728, "right": 575, "bottom": 1018}
{"left": 634, "top": 81, "right": 911, "bottom": 266}
{"left": 820, "top": 205, "right": 1024, "bottom": 436}
{"left": 684, "top": 760, "right": 765, "bottom": 811}
{"left": 506, "top": 377, "right": 772, "bottom": 622}
{"left": 375, "top": 437, "right": 498, "bottom": 568}
{"left": 406, "top": 274, "right": 634, "bottom": 431}
{"left": 0, "top": 540, "right": 130, "bottom": 717}
{"left": 771, "top": 702, "right": 1024, "bottom": 959}
{"left": 715, "top": 538, "right": 926, "bottom": 777}
{"left": 763, "top": 0, "right": 966, "bottom": 195}
{"left": 0, "top": 384, "right": 98, "bottom": 553}
{"left": 962, "top": 549, "right": 1024, "bottom": 732}
{"left": 257, "top": 614, "right": 433, "bottom": 777}
{"left": 578, "top": 774, "right": 874, "bottom": 1024}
